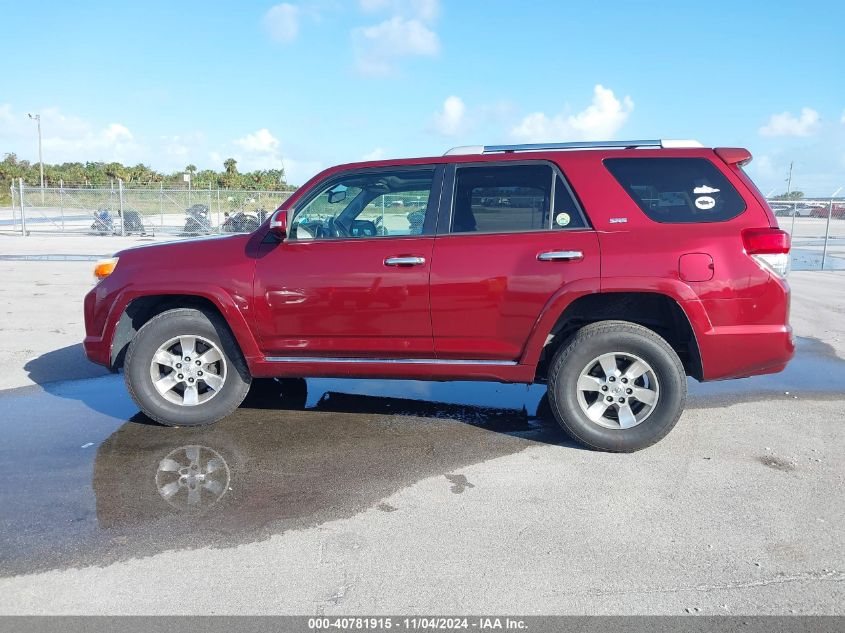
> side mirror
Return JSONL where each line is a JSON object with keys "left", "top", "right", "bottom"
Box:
{"left": 269, "top": 209, "right": 287, "bottom": 237}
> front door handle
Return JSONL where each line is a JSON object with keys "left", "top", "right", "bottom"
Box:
{"left": 384, "top": 256, "right": 426, "bottom": 267}
{"left": 537, "top": 250, "right": 584, "bottom": 262}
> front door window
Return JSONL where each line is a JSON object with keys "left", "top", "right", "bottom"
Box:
{"left": 291, "top": 169, "right": 436, "bottom": 240}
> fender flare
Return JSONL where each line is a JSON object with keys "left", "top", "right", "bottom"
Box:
{"left": 518, "top": 277, "right": 711, "bottom": 369}
{"left": 104, "top": 282, "right": 262, "bottom": 369}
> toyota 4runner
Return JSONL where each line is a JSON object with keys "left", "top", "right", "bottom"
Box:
{"left": 84, "top": 139, "right": 794, "bottom": 452}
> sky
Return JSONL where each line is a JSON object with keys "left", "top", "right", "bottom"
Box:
{"left": 1, "top": 0, "right": 844, "bottom": 194}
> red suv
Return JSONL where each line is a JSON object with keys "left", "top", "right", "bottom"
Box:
{"left": 84, "top": 139, "right": 793, "bottom": 452}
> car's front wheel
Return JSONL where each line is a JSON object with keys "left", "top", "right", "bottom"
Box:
{"left": 547, "top": 320, "right": 687, "bottom": 452}
{"left": 124, "top": 308, "right": 252, "bottom": 427}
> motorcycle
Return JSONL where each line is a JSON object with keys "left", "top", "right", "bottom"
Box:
{"left": 121, "top": 208, "right": 149, "bottom": 235}
{"left": 221, "top": 208, "right": 268, "bottom": 233}
{"left": 91, "top": 208, "right": 114, "bottom": 235}
{"left": 182, "top": 204, "right": 212, "bottom": 235}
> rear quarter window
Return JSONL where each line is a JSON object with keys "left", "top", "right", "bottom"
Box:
{"left": 604, "top": 157, "right": 746, "bottom": 223}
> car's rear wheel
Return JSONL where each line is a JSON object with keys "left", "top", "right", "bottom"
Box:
{"left": 547, "top": 320, "right": 686, "bottom": 452}
{"left": 125, "top": 308, "right": 252, "bottom": 427}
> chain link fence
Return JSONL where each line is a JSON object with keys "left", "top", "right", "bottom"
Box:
{"left": 2, "top": 180, "right": 293, "bottom": 237}
{"left": 771, "top": 199, "right": 845, "bottom": 271}
{"left": 2, "top": 181, "right": 844, "bottom": 271}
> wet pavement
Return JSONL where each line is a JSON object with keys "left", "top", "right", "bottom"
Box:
{"left": 0, "top": 337, "right": 843, "bottom": 580}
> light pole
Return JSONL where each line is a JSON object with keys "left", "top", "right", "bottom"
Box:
{"left": 27, "top": 113, "right": 44, "bottom": 203}
{"left": 821, "top": 186, "right": 843, "bottom": 270}
{"left": 786, "top": 161, "right": 798, "bottom": 236}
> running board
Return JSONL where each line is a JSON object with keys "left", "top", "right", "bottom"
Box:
{"left": 264, "top": 356, "right": 517, "bottom": 366}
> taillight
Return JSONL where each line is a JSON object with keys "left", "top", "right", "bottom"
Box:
{"left": 742, "top": 228, "right": 790, "bottom": 277}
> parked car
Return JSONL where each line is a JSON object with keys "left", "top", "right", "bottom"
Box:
{"left": 769, "top": 202, "right": 817, "bottom": 217}
{"left": 84, "top": 139, "right": 793, "bottom": 452}
{"left": 810, "top": 203, "right": 845, "bottom": 219}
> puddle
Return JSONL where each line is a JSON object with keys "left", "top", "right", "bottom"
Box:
{"left": 0, "top": 335, "right": 841, "bottom": 576}
{"left": 0, "top": 375, "right": 560, "bottom": 577}
{"left": 791, "top": 248, "right": 845, "bottom": 271}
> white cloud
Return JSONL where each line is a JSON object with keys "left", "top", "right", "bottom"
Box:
{"left": 0, "top": 104, "right": 144, "bottom": 164}
{"left": 282, "top": 157, "right": 324, "bottom": 185}
{"left": 101, "top": 123, "right": 133, "bottom": 143}
{"left": 161, "top": 132, "right": 205, "bottom": 162}
{"left": 432, "top": 96, "right": 466, "bottom": 136}
{"left": 233, "top": 128, "right": 280, "bottom": 153}
{"left": 0, "top": 104, "right": 17, "bottom": 128}
{"left": 362, "top": 147, "right": 386, "bottom": 161}
{"left": 841, "top": 109, "right": 845, "bottom": 124}
{"left": 263, "top": 3, "right": 300, "bottom": 43}
{"left": 353, "top": 16, "right": 439, "bottom": 75}
{"left": 229, "top": 128, "right": 321, "bottom": 184}
{"left": 261, "top": 1, "right": 440, "bottom": 74}
{"left": 748, "top": 154, "right": 780, "bottom": 185}
{"left": 759, "top": 107, "right": 820, "bottom": 137}
{"left": 0, "top": 103, "right": 320, "bottom": 185}
{"left": 353, "top": 0, "right": 439, "bottom": 75}
{"left": 511, "top": 85, "right": 634, "bottom": 142}
{"left": 234, "top": 151, "right": 322, "bottom": 185}
{"left": 360, "top": 0, "right": 439, "bottom": 21}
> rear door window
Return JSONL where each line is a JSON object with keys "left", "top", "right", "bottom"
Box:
{"left": 604, "top": 157, "right": 746, "bottom": 223}
{"left": 450, "top": 163, "right": 587, "bottom": 233}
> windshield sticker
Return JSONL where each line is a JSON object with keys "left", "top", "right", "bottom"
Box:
{"left": 695, "top": 196, "right": 716, "bottom": 210}
{"left": 555, "top": 212, "right": 571, "bottom": 227}
{"left": 693, "top": 185, "right": 720, "bottom": 194}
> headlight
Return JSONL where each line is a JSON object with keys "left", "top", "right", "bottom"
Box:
{"left": 94, "top": 257, "right": 119, "bottom": 282}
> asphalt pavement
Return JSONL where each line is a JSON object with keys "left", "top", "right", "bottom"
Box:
{"left": 0, "top": 235, "right": 842, "bottom": 615}
{"left": 0, "top": 336, "right": 842, "bottom": 614}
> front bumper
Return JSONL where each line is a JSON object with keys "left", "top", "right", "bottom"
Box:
{"left": 83, "top": 285, "right": 114, "bottom": 368}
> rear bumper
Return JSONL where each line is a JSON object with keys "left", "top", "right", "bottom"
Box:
{"left": 698, "top": 324, "right": 794, "bottom": 381}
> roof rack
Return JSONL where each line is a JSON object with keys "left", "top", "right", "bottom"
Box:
{"left": 443, "top": 139, "right": 703, "bottom": 156}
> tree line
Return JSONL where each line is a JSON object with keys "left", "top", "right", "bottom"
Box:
{"left": 1, "top": 153, "right": 296, "bottom": 203}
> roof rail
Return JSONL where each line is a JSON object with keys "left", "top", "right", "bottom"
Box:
{"left": 443, "top": 139, "right": 703, "bottom": 156}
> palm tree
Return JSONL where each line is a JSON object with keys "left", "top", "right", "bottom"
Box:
{"left": 129, "top": 163, "right": 150, "bottom": 184}
{"left": 223, "top": 158, "right": 237, "bottom": 175}
{"left": 104, "top": 162, "right": 127, "bottom": 182}
{"left": 185, "top": 164, "right": 197, "bottom": 177}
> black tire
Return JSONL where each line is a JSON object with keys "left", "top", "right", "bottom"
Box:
{"left": 124, "top": 308, "right": 252, "bottom": 427}
{"left": 547, "top": 320, "right": 686, "bottom": 452}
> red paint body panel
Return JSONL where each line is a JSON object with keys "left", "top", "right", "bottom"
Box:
{"left": 679, "top": 253, "right": 714, "bottom": 282}
{"left": 83, "top": 146, "right": 793, "bottom": 385}
{"left": 253, "top": 236, "right": 435, "bottom": 357}
{"left": 84, "top": 234, "right": 264, "bottom": 370}
{"left": 429, "top": 231, "right": 600, "bottom": 360}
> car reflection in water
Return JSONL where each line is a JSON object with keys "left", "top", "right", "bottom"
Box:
{"left": 155, "top": 444, "right": 232, "bottom": 511}
{"left": 92, "top": 378, "right": 564, "bottom": 546}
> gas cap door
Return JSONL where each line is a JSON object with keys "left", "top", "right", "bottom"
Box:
{"left": 679, "top": 253, "right": 714, "bottom": 282}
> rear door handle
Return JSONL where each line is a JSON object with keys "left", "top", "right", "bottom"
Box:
{"left": 537, "top": 250, "right": 584, "bottom": 262}
{"left": 384, "top": 256, "right": 426, "bottom": 266}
